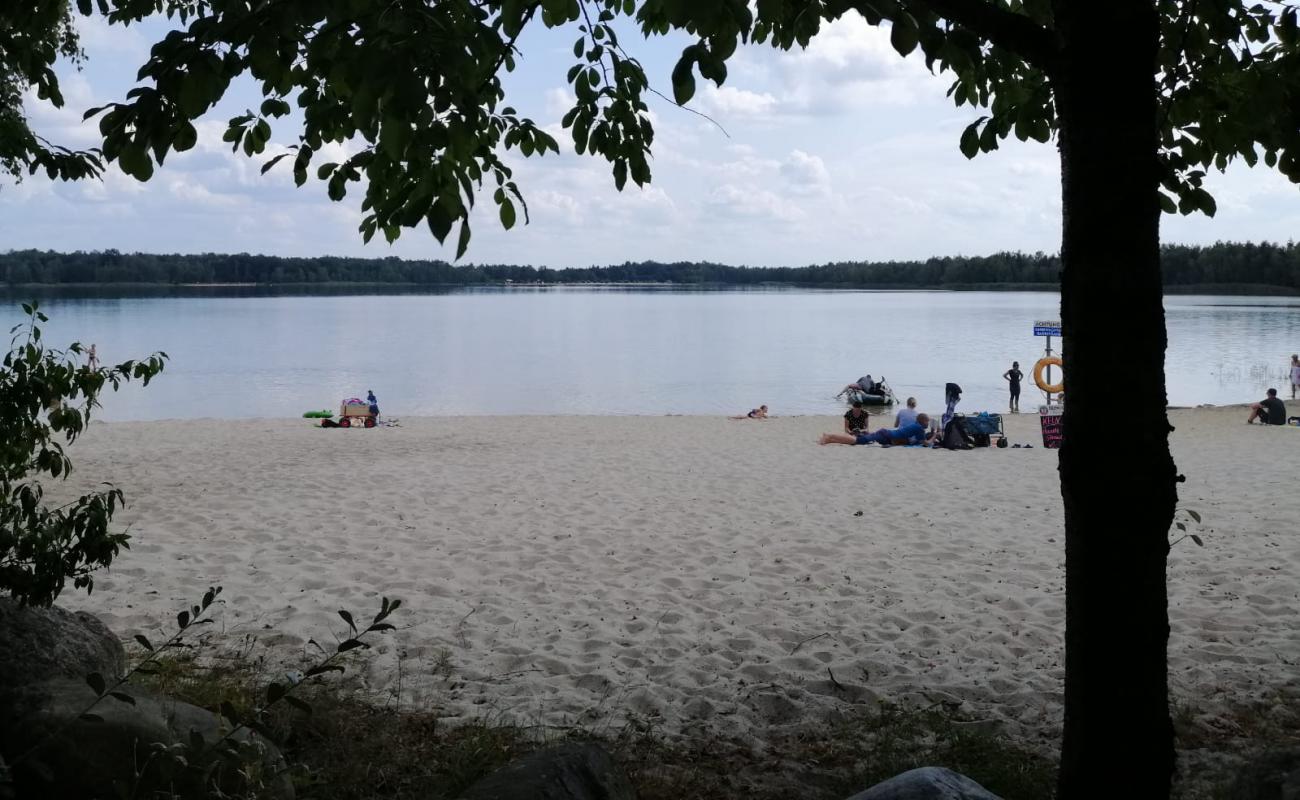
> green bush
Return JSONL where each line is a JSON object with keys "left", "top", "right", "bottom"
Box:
{"left": 0, "top": 302, "right": 166, "bottom": 606}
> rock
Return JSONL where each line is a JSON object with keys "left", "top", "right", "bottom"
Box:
{"left": 0, "top": 678, "right": 293, "bottom": 800}
{"left": 458, "top": 743, "right": 635, "bottom": 800}
{"left": 1225, "top": 749, "right": 1300, "bottom": 799}
{"left": 845, "top": 767, "right": 1002, "bottom": 800}
{"left": 0, "top": 599, "right": 126, "bottom": 690}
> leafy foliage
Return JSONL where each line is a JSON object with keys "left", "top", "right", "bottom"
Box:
{"left": 0, "top": 302, "right": 166, "bottom": 606}
{"left": 4, "top": 1, "right": 1297, "bottom": 255}
{"left": 0, "top": 1, "right": 105, "bottom": 183}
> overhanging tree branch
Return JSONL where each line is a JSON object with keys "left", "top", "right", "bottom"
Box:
{"left": 913, "top": 0, "right": 1060, "bottom": 71}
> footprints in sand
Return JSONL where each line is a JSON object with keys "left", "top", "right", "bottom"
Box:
{"left": 51, "top": 412, "right": 1300, "bottom": 748}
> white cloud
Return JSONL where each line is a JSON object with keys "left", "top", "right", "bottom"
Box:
{"left": 706, "top": 184, "right": 804, "bottom": 222}
{"left": 698, "top": 85, "right": 779, "bottom": 119}
{"left": 544, "top": 88, "right": 576, "bottom": 119}
{"left": 780, "top": 150, "right": 831, "bottom": 197}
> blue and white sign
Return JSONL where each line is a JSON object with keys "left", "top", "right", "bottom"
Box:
{"left": 1033, "top": 320, "right": 1061, "bottom": 337}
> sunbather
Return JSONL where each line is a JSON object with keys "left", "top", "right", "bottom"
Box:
{"left": 730, "top": 405, "right": 769, "bottom": 420}
{"left": 820, "top": 414, "right": 932, "bottom": 446}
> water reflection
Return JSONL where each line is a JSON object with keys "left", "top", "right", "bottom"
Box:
{"left": 1, "top": 288, "right": 1295, "bottom": 420}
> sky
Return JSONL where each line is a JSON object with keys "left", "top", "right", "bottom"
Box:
{"left": 3, "top": 12, "right": 1300, "bottom": 268}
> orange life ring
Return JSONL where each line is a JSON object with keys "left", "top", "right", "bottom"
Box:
{"left": 1033, "top": 357, "right": 1064, "bottom": 394}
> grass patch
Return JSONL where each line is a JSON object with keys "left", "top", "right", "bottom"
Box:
{"left": 132, "top": 647, "right": 1056, "bottom": 799}
{"left": 138, "top": 643, "right": 1300, "bottom": 800}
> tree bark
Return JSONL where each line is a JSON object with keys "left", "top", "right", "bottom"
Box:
{"left": 1052, "top": 1, "right": 1177, "bottom": 796}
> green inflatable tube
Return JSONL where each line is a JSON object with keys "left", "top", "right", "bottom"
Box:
{"left": 302, "top": 410, "right": 334, "bottom": 418}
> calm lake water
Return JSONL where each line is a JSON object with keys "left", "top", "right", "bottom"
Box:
{"left": 3, "top": 288, "right": 1298, "bottom": 420}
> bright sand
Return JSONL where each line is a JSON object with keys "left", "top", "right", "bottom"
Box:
{"left": 57, "top": 408, "right": 1299, "bottom": 748}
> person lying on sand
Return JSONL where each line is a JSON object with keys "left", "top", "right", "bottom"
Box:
{"left": 730, "top": 405, "right": 769, "bottom": 420}
{"left": 820, "top": 414, "right": 932, "bottom": 446}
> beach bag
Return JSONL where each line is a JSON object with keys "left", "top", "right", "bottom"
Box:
{"left": 964, "top": 412, "right": 1003, "bottom": 436}
{"left": 938, "top": 416, "right": 973, "bottom": 450}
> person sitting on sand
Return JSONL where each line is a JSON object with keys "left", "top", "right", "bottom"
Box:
{"left": 730, "top": 405, "right": 769, "bottom": 420}
{"left": 820, "top": 414, "right": 932, "bottom": 446}
{"left": 894, "top": 396, "right": 919, "bottom": 427}
{"left": 843, "top": 401, "right": 870, "bottom": 434}
{"left": 1247, "top": 388, "right": 1287, "bottom": 425}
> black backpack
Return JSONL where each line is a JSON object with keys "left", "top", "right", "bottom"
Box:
{"left": 938, "top": 416, "right": 974, "bottom": 450}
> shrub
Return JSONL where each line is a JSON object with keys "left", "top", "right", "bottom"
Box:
{"left": 0, "top": 302, "right": 166, "bottom": 606}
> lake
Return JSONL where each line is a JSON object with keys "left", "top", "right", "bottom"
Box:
{"left": 3, "top": 287, "right": 1297, "bottom": 420}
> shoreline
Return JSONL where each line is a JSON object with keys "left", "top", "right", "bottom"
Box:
{"left": 54, "top": 408, "right": 1300, "bottom": 753}
{"left": 83, "top": 403, "right": 1265, "bottom": 425}
{"left": 4, "top": 281, "right": 1299, "bottom": 296}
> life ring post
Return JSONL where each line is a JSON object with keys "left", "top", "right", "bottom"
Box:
{"left": 1034, "top": 356, "right": 1065, "bottom": 396}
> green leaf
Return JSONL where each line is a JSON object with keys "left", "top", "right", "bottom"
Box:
{"left": 338, "top": 609, "right": 356, "bottom": 632}
{"left": 117, "top": 146, "right": 153, "bottom": 182}
{"left": 889, "top": 15, "right": 920, "bottom": 57}
{"left": 500, "top": 198, "right": 517, "bottom": 230}
{"left": 134, "top": 634, "right": 155, "bottom": 652}
{"left": 173, "top": 123, "right": 198, "bottom": 153}
{"left": 456, "top": 220, "right": 472, "bottom": 259}
{"left": 959, "top": 123, "right": 980, "bottom": 159}
{"left": 260, "top": 152, "right": 292, "bottom": 175}
{"left": 1190, "top": 534, "right": 1204, "bottom": 547}
{"left": 671, "top": 57, "right": 697, "bottom": 105}
{"left": 1185, "top": 509, "right": 1201, "bottom": 523}
{"left": 86, "top": 672, "right": 107, "bottom": 696}
{"left": 108, "top": 691, "right": 136, "bottom": 705}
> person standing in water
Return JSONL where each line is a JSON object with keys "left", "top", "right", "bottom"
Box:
{"left": 87, "top": 344, "right": 99, "bottom": 370}
{"left": 1003, "top": 361, "right": 1024, "bottom": 412}
{"left": 1291, "top": 354, "right": 1299, "bottom": 400}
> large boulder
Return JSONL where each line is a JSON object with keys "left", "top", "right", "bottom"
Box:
{"left": 0, "top": 599, "right": 126, "bottom": 690}
{"left": 458, "top": 743, "right": 636, "bottom": 800}
{"left": 845, "top": 767, "right": 1002, "bottom": 800}
{"left": 0, "top": 678, "right": 293, "bottom": 800}
{"left": 1225, "top": 749, "right": 1300, "bottom": 800}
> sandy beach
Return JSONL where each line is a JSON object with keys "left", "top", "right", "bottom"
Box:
{"left": 54, "top": 408, "right": 1299, "bottom": 752}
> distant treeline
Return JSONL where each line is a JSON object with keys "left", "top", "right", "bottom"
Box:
{"left": 2, "top": 241, "right": 1298, "bottom": 290}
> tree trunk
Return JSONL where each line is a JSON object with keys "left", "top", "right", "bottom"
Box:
{"left": 1053, "top": 1, "right": 1177, "bottom": 796}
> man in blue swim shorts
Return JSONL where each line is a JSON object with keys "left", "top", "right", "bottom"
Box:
{"left": 820, "top": 414, "right": 932, "bottom": 446}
